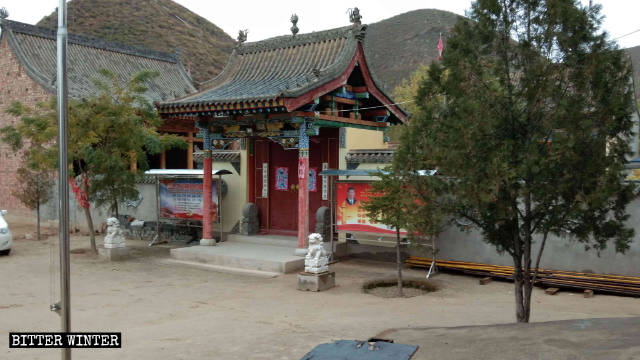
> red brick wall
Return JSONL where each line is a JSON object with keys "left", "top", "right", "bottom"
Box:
{"left": 0, "top": 36, "right": 52, "bottom": 210}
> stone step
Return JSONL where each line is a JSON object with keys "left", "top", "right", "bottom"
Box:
{"left": 158, "top": 258, "right": 280, "bottom": 278}
{"left": 226, "top": 234, "right": 299, "bottom": 248}
{"left": 170, "top": 243, "right": 305, "bottom": 273}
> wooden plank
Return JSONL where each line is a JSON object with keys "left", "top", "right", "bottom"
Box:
{"left": 545, "top": 287, "right": 560, "bottom": 295}
{"left": 321, "top": 95, "right": 361, "bottom": 106}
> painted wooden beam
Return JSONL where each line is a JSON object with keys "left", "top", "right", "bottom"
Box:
{"left": 295, "top": 112, "right": 388, "bottom": 128}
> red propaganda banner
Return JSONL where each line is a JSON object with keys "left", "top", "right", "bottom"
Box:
{"left": 336, "top": 182, "right": 407, "bottom": 236}
{"left": 159, "top": 179, "right": 218, "bottom": 222}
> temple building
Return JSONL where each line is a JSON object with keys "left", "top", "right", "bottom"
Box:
{"left": 157, "top": 10, "right": 407, "bottom": 249}
{"left": 0, "top": 15, "right": 196, "bottom": 209}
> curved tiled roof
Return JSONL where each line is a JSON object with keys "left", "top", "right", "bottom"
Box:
{"left": 163, "top": 26, "right": 362, "bottom": 107}
{"left": 0, "top": 20, "right": 196, "bottom": 101}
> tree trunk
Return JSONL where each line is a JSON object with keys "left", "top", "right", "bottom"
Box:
{"left": 396, "top": 227, "right": 403, "bottom": 297}
{"left": 83, "top": 206, "right": 97, "bottom": 253}
{"left": 36, "top": 203, "right": 41, "bottom": 241}
{"left": 113, "top": 199, "right": 119, "bottom": 218}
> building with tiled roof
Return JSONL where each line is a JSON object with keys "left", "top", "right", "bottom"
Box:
{"left": 0, "top": 16, "right": 196, "bottom": 210}
{"left": 157, "top": 21, "right": 406, "bottom": 122}
{"left": 157, "top": 9, "right": 406, "bottom": 248}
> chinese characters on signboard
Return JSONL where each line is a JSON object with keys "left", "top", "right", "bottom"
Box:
{"left": 336, "top": 182, "right": 407, "bottom": 235}
{"left": 159, "top": 179, "right": 218, "bottom": 222}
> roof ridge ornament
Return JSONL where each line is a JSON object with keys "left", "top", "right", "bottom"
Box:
{"left": 0, "top": 7, "right": 8, "bottom": 20}
{"left": 290, "top": 14, "right": 299, "bottom": 37}
{"left": 348, "top": 7, "right": 361, "bottom": 27}
{"left": 237, "top": 29, "right": 248, "bottom": 46}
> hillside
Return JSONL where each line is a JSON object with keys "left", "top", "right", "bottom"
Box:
{"left": 38, "top": 0, "right": 235, "bottom": 86}
{"left": 365, "top": 9, "right": 462, "bottom": 92}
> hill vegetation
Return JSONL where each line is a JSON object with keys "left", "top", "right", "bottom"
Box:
{"left": 38, "top": 0, "right": 235, "bottom": 86}
{"left": 365, "top": 9, "right": 462, "bottom": 92}
{"left": 38, "top": 3, "right": 639, "bottom": 100}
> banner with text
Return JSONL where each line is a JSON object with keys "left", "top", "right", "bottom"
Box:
{"left": 159, "top": 179, "right": 218, "bottom": 222}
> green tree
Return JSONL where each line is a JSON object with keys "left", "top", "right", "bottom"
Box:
{"left": 363, "top": 169, "right": 413, "bottom": 296}
{"left": 12, "top": 167, "right": 54, "bottom": 241}
{"left": 2, "top": 70, "right": 185, "bottom": 252}
{"left": 399, "top": 0, "right": 636, "bottom": 322}
{"left": 386, "top": 65, "right": 431, "bottom": 143}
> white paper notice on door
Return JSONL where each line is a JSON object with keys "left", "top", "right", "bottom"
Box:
{"left": 262, "top": 162, "right": 269, "bottom": 198}
{"left": 322, "top": 162, "right": 328, "bottom": 200}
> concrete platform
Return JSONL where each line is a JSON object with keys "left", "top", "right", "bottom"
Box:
{"left": 377, "top": 317, "right": 640, "bottom": 360}
{"left": 170, "top": 235, "right": 304, "bottom": 274}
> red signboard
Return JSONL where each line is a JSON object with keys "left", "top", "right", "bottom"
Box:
{"left": 336, "top": 182, "right": 407, "bottom": 236}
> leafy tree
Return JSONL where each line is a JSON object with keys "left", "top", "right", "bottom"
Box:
{"left": 386, "top": 65, "right": 431, "bottom": 143}
{"left": 2, "top": 70, "right": 185, "bottom": 252}
{"left": 12, "top": 167, "right": 54, "bottom": 241}
{"left": 363, "top": 169, "right": 413, "bottom": 296}
{"left": 399, "top": 0, "right": 636, "bottom": 322}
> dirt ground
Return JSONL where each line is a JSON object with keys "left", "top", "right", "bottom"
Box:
{"left": 2, "top": 213, "right": 640, "bottom": 359}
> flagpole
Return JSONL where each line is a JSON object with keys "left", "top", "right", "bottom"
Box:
{"left": 56, "top": 0, "right": 71, "bottom": 358}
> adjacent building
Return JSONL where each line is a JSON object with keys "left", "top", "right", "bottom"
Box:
{"left": 0, "top": 17, "right": 196, "bottom": 210}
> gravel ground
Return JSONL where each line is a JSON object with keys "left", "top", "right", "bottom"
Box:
{"left": 2, "top": 212, "right": 640, "bottom": 359}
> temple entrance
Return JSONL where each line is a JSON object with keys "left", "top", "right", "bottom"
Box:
{"left": 268, "top": 140, "right": 299, "bottom": 234}
{"left": 253, "top": 128, "right": 339, "bottom": 235}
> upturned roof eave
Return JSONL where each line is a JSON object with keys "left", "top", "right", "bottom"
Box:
{"left": 4, "top": 27, "right": 56, "bottom": 93}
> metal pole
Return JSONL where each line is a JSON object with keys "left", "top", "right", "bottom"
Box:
{"left": 57, "top": 0, "right": 71, "bottom": 359}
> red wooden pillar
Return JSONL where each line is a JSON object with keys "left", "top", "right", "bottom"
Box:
{"left": 201, "top": 149, "right": 215, "bottom": 245}
{"left": 296, "top": 121, "right": 310, "bottom": 255}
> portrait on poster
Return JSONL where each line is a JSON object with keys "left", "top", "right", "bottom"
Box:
{"left": 336, "top": 182, "right": 407, "bottom": 235}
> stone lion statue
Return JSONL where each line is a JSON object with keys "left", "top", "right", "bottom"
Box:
{"left": 305, "top": 233, "right": 328, "bottom": 273}
{"left": 104, "top": 217, "right": 125, "bottom": 248}
{"left": 306, "top": 233, "right": 326, "bottom": 260}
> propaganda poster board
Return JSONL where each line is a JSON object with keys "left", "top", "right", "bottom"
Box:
{"left": 159, "top": 178, "right": 219, "bottom": 222}
{"left": 336, "top": 181, "right": 407, "bottom": 236}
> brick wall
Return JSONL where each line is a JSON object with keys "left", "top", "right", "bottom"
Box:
{"left": 0, "top": 36, "right": 53, "bottom": 210}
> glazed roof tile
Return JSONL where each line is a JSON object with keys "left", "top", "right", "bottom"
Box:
{"left": 346, "top": 149, "right": 395, "bottom": 164}
{"left": 161, "top": 26, "right": 363, "bottom": 107}
{"left": 0, "top": 20, "right": 196, "bottom": 101}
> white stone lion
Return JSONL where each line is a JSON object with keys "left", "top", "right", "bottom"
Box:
{"left": 104, "top": 217, "right": 125, "bottom": 248}
{"left": 305, "top": 233, "right": 328, "bottom": 273}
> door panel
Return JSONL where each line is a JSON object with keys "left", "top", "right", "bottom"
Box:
{"left": 268, "top": 141, "right": 299, "bottom": 232}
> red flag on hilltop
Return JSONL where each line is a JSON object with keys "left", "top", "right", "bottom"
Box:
{"left": 437, "top": 33, "right": 444, "bottom": 60}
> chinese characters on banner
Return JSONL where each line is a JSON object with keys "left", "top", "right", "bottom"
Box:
{"left": 159, "top": 179, "right": 218, "bottom": 222}
{"left": 262, "top": 162, "right": 269, "bottom": 198}
{"left": 275, "top": 167, "right": 289, "bottom": 191}
{"left": 321, "top": 163, "right": 328, "bottom": 200}
{"left": 336, "top": 182, "right": 407, "bottom": 235}
{"left": 308, "top": 168, "right": 317, "bottom": 192}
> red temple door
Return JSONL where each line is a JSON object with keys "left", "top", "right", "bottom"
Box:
{"left": 267, "top": 141, "right": 299, "bottom": 234}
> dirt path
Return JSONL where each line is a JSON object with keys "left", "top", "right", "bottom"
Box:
{"left": 2, "top": 214, "right": 639, "bottom": 359}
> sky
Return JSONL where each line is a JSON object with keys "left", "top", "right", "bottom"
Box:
{"left": 1, "top": 0, "right": 640, "bottom": 48}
